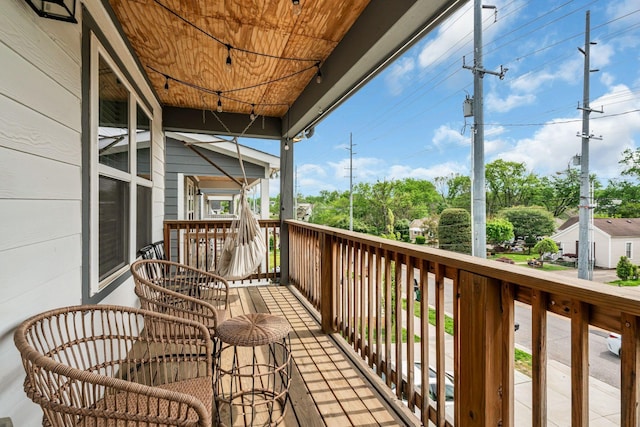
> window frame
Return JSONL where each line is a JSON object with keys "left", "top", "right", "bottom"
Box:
{"left": 84, "top": 27, "right": 154, "bottom": 302}
{"left": 626, "top": 242, "right": 632, "bottom": 259}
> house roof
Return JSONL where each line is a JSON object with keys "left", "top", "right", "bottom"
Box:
{"left": 558, "top": 216, "right": 640, "bottom": 237}
{"left": 166, "top": 132, "right": 279, "bottom": 171}
{"left": 166, "top": 132, "right": 280, "bottom": 195}
{"left": 105, "top": 0, "right": 465, "bottom": 139}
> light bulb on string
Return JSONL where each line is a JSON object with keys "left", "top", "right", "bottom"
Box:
{"left": 250, "top": 104, "right": 256, "bottom": 120}
{"left": 292, "top": 0, "right": 301, "bottom": 16}
{"left": 284, "top": 140, "right": 290, "bottom": 151}
{"left": 315, "top": 63, "right": 323, "bottom": 84}
{"left": 164, "top": 75, "right": 169, "bottom": 91}
{"left": 225, "top": 44, "right": 232, "bottom": 69}
{"left": 216, "top": 92, "right": 223, "bottom": 113}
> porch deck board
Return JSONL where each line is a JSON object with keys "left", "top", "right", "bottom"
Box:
{"left": 227, "top": 284, "right": 406, "bottom": 426}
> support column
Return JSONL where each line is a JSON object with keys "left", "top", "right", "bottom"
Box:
{"left": 279, "top": 138, "right": 294, "bottom": 285}
{"left": 260, "top": 178, "right": 270, "bottom": 220}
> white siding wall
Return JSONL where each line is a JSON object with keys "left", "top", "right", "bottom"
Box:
{"left": 0, "top": 1, "right": 163, "bottom": 424}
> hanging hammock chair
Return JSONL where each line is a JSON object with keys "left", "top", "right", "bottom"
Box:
{"left": 215, "top": 185, "right": 266, "bottom": 280}
{"left": 190, "top": 111, "right": 267, "bottom": 281}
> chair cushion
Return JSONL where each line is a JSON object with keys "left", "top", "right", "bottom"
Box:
{"left": 78, "top": 377, "right": 212, "bottom": 426}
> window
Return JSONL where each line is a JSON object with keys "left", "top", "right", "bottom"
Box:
{"left": 99, "top": 176, "right": 129, "bottom": 279}
{"left": 87, "top": 33, "right": 153, "bottom": 297}
{"left": 626, "top": 242, "right": 632, "bottom": 259}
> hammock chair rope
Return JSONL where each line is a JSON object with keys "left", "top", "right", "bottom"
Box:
{"left": 206, "top": 110, "right": 266, "bottom": 280}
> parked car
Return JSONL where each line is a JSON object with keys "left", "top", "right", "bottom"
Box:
{"left": 387, "top": 362, "right": 454, "bottom": 409}
{"left": 416, "top": 362, "right": 455, "bottom": 407}
{"left": 607, "top": 332, "right": 621, "bottom": 356}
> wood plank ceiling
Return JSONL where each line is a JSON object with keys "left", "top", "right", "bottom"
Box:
{"left": 107, "top": 0, "right": 370, "bottom": 120}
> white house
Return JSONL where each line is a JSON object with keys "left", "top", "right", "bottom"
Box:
{"left": 551, "top": 217, "right": 640, "bottom": 268}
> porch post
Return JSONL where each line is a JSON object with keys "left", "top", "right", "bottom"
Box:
{"left": 458, "top": 271, "right": 505, "bottom": 426}
{"left": 260, "top": 178, "right": 270, "bottom": 219}
{"left": 279, "top": 138, "right": 294, "bottom": 285}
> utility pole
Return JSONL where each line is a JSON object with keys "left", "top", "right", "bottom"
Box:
{"left": 347, "top": 133, "right": 356, "bottom": 231}
{"left": 577, "top": 10, "right": 602, "bottom": 280}
{"left": 463, "top": 1, "right": 507, "bottom": 258}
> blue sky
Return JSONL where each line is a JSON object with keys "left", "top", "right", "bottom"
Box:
{"left": 245, "top": 0, "right": 640, "bottom": 196}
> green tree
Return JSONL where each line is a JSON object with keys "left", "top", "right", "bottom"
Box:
{"left": 533, "top": 238, "right": 559, "bottom": 266}
{"left": 538, "top": 168, "right": 580, "bottom": 217}
{"left": 500, "top": 206, "right": 555, "bottom": 240}
{"left": 486, "top": 218, "right": 514, "bottom": 248}
{"left": 438, "top": 208, "right": 471, "bottom": 254}
{"left": 595, "top": 179, "right": 640, "bottom": 217}
{"left": 485, "top": 159, "right": 540, "bottom": 215}
{"left": 434, "top": 174, "right": 471, "bottom": 212}
{"left": 394, "top": 178, "right": 440, "bottom": 218}
{"left": 269, "top": 194, "right": 280, "bottom": 218}
{"left": 616, "top": 256, "right": 634, "bottom": 281}
{"left": 394, "top": 218, "right": 410, "bottom": 242}
{"left": 620, "top": 148, "right": 640, "bottom": 179}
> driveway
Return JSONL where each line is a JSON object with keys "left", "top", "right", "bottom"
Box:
{"left": 549, "top": 267, "right": 619, "bottom": 284}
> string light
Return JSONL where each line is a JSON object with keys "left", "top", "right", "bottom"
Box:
{"left": 292, "top": 0, "right": 301, "bottom": 16}
{"left": 250, "top": 104, "right": 256, "bottom": 120}
{"left": 164, "top": 75, "right": 169, "bottom": 91}
{"left": 225, "top": 44, "right": 232, "bottom": 68}
{"left": 217, "top": 92, "right": 223, "bottom": 112}
{"left": 153, "top": 0, "right": 318, "bottom": 64}
{"left": 315, "top": 62, "right": 323, "bottom": 84}
{"left": 284, "top": 140, "right": 290, "bottom": 151}
{"left": 148, "top": 64, "right": 315, "bottom": 111}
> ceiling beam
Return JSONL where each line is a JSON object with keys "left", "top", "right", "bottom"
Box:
{"left": 163, "top": 106, "right": 283, "bottom": 139}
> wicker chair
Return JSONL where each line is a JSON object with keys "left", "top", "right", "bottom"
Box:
{"left": 131, "top": 259, "right": 230, "bottom": 336}
{"left": 14, "top": 305, "right": 214, "bottom": 427}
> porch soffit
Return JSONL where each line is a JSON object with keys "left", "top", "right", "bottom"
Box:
{"left": 105, "top": 0, "right": 465, "bottom": 139}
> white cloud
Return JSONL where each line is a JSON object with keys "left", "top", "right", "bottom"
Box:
{"left": 297, "top": 163, "right": 326, "bottom": 177}
{"left": 417, "top": 0, "right": 522, "bottom": 69}
{"left": 388, "top": 162, "right": 468, "bottom": 181}
{"left": 486, "top": 92, "right": 536, "bottom": 113}
{"left": 600, "top": 72, "right": 615, "bottom": 87}
{"left": 385, "top": 57, "right": 416, "bottom": 96}
{"left": 591, "top": 42, "right": 615, "bottom": 70}
{"left": 327, "top": 157, "right": 385, "bottom": 181}
{"left": 486, "top": 84, "right": 640, "bottom": 180}
{"left": 432, "top": 124, "right": 468, "bottom": 149}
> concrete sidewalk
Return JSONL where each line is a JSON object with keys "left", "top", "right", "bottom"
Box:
{"left": 514, "top": 359, "right": 619, "bottom": 426}
{"left": 422, "top": 324, "right": 621, "bottom": 425}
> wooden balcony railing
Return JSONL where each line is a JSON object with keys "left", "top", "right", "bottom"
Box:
{"left": 163, "top": 219, "right": 281, "bottom": 282}
{"left": 286, "top": 220, "right": 640, "bottom": 427}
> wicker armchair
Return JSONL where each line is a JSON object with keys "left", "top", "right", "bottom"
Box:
{"left": 131, "top": 259, "right": 230, "bottom": 336}
{"left": 14, "top": 305, "right": 214, "bottom": 427}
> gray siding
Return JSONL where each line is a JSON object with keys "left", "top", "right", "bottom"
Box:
{"left": 164, "top": 137, "right": 266, "bottom": 220}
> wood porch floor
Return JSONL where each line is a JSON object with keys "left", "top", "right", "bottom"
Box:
{"left": 226, "top": 284, "right": 408, "bottom": 427}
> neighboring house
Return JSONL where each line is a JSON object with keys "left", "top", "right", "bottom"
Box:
{"left": 409, "top": 219, "right": 426, "bottom": 242}
{"left": 164, "top": 132, "right": 279, "bottom": 221}
{"left": 551, "top": 217, "right": 640, "bottom": 268}
{"left": 296, "top": 203, "right": 313, "bottom": 221}
{"left": 409, "top": 217, "right": 438, "bottom": 244}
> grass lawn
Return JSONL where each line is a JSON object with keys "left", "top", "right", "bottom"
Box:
{"left": 489, "top": 253, "right": 570, "bottom": 272}
{"left": 608, "top": 279, "right": 640, "bottom": 287}
{"left": 403, "top": 298, "right": 533, "bottom": 376}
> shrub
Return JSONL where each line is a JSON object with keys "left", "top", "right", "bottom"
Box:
{"left": 438, "top": 208, "right": 471, "bottom": 254}
{"left": 415, "top": 235, "right": 426, "bottom": 245}
{"left": 616, "top": 256, "right": 634, "bottom": 281}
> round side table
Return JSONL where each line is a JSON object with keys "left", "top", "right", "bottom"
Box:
{"left": 214, "top": 313, "right": 292, "bottom": 426}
